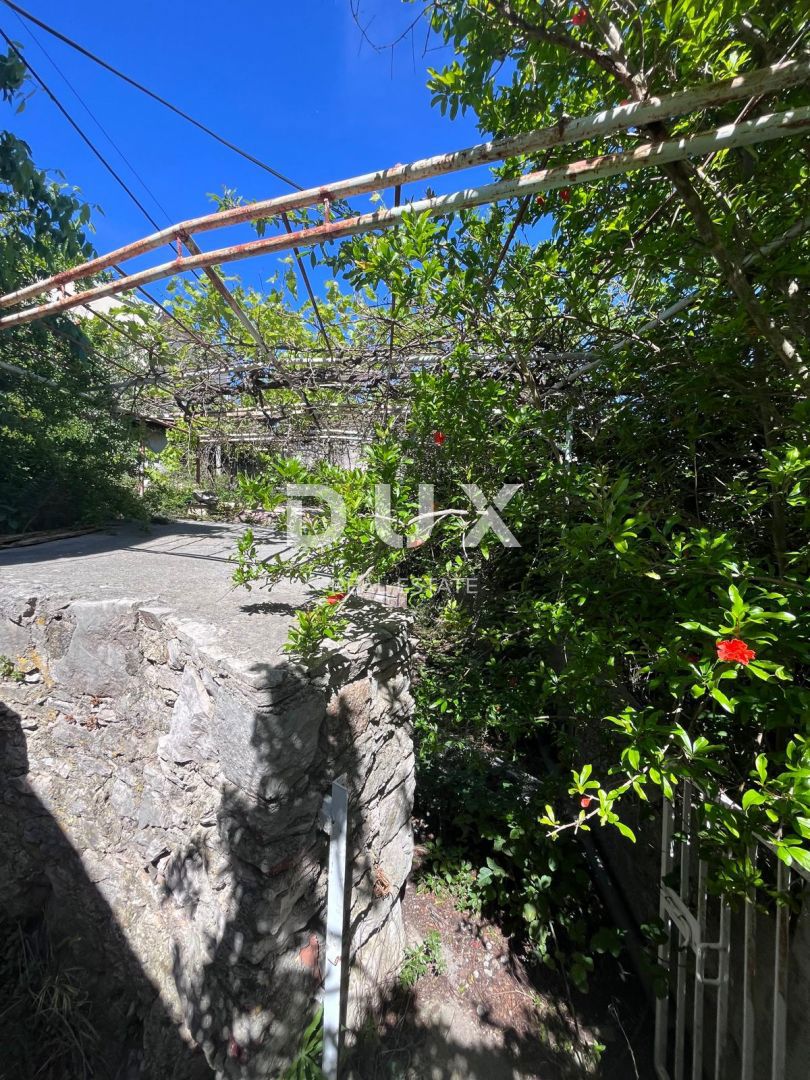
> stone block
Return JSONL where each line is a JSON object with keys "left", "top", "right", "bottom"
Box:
{"left": 50, "top": 598, "right": 143, "bottom": 697}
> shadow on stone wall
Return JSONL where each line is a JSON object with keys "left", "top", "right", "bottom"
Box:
{"left": 0, "top": 593, "right": 415, "bottom": 1079}
{"left": 0, "top": 670, "right": 363, "bottom": 1078}
{"left": 164, "top": 611, "right": 415, "bottom": 1077}
{"left": 0, "top": 660, "right": 327, "bottom": 1079}
{"left": 0, "top": 700, "right": 214, "bottom": 1080}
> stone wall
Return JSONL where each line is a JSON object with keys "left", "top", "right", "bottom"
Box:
{"left": 0, "top": 587, "right": 414, "bottom": 1078}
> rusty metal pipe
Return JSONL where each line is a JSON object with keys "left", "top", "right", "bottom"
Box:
{"left": 182, "top": 235, "right": 268, "bottom": 352}
{"left": 2, "top": 105, "right": 809, "bottom": 331}
{"left": 1, "top": 59, "right": 807, "bottom": 312}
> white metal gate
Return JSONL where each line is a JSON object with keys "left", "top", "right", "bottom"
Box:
{"left": 653, "top": 783, "right": 809, "bottom": 1080}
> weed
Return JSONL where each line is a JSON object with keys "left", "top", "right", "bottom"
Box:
{"left": 282, "top": 1005, "right": 325, "bottom": 1079}
{"left": 0, "top": 654, "right": 24, "bottom": 681}
{"left": 0, "top": 918, "right": 100, "bottom": 1079}
{"left": 415, "top": 839, "right": 484, "bottom": 914}
{"left": 398, "top": 931, "right": 446, "bottom": 989}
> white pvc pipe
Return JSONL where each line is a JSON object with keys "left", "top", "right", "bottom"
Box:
{"left": 322, "top": 778, "right": 349, "bottom": 1079}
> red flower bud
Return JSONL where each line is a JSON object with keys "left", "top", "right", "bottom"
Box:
{"left": 572, "top": 8, "right": 588, "bottom": 27}
{"left": 580, "top": 796, "right": 592, "bottom": 808}
{"left": 535, "top": 194, "right": 545, "bottom": 208}
{"left": 433, "top": 431, "right": 446, "bottom": 446}
{"left": 716, "top": 638, "right": 756, "bottom": 665}
{"left": 560, "top": 187, "right": 572, "bottom": 203}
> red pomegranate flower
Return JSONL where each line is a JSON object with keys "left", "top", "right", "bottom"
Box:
{"left": 572, "top": 8, "right": 588, "bottom": 27}
{"left": 560, "top": 187, "right": 572, "bottom": 203}
{"left": 716, "top": 638, "right": 756, "bottom": 665}
{"left": 326, "top": 593, "right": 346, "bottom": 605}
{"left": 433, "top": 431, "right": 446, "bottom": 446}
{"left": 580, "top": 796, "right": 592, "bottom": 808}
{"left": 535, "top": 194, "right": 545, "bottom": 208}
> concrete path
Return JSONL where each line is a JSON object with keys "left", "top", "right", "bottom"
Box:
{"left": 0, "top": 520, "right": 310, "bottom": 669}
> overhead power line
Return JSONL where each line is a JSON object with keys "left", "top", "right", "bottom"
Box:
{"left": 0, "top": 34, "right": 204, "bottom": 298}
{"left": 0, "top": 4, "right": 344, "bottom": 360}
{"left": 10, "top": 7, "right": 173, "bottom": 227}
{"left": 1, "top": 0, "right": 303, "bottom": 191}
{"left": 0, "top": 31, "right": 165, "bottom": 232}
{"left": 0, "top": 32, "right": 247, "bottom": 382}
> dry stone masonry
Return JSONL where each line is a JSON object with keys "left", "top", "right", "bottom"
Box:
{"left": 0, "top": 525, "right": 414, "bottom": 1078}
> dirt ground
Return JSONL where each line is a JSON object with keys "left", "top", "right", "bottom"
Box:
{"left": 345, "top": 886, "right": 652, "bottom": 1080}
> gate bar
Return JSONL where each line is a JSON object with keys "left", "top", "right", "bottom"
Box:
{"left": 771, "top": 860, "right": 789, "bottom": 1080}
{"left": 674, "top": 783, "right": 693, "bottom": 1080}
{"left": 741, "top": 845, "right": 757, "bottom": 1080}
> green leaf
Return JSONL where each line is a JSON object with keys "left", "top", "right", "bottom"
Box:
{"left": 710, "top": 687, "right": 735, "bottom": 713}
{"left": 728, "top": 583, "right": 745, "bottom": 620}
{"left": 789, "top": 848, "right": 810, "bottom": 873}
{"left": 614, "top": 820, "right": 637, "bottom": 842}
{"left": 742, "top": 789, "right": 767, "bottom": 811}
{"left": 746, "top": 663, "right": 771, "bottom": 681}
{"left": 679, "top": 621, "right": 718, "bottom": 637}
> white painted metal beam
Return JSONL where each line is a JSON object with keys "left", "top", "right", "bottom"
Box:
{"left": 1, "top": 105, "right": 808, "bottom": 329}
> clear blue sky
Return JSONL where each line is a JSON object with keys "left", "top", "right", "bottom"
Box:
{"left": 3, "top": 0, "right": 492, "bottom": 297}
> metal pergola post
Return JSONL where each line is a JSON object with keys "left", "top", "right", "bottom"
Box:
{"left": 322, "top": 778, "right": 349, "bottom": 1080}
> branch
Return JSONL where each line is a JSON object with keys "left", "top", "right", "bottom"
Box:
{"left": 487, "top": 0, "right": 639, "bottom": 91}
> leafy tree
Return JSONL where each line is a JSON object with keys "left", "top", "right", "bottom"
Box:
{"left": 235, "top": 0, "right": 810, "bottom": 972}
{"left": 0, "top": 44, "right": 139, "bottom": 531}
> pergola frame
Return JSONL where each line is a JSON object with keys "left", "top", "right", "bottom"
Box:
{"left": 0, "top": 58, "right": 808, "bottom": 332}
{"left": 2, "top": 58, "right": 808, "bottom": 457}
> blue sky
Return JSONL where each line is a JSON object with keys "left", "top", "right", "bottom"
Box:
{"left": 3, "top": 0, "right": 494, "bottom": 298}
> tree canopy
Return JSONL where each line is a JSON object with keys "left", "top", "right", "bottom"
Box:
{"left": 232, "top": 0, "right": 810, "bottom": 965}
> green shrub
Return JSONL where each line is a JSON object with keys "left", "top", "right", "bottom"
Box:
{"left": 0, "top": 920, "right": 100, "bottom": 1079}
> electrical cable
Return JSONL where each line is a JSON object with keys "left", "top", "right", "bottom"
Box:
{"left": 2, "top": 1, "right": 339, "bottom": 355}
{"left": 1, "top": 31, "right": 164, "bottom": 232}
{"left": 2, "top": 0, "right": 303, "bottom": 190}
{"left": 0, "top": 35, "right": 250, "bottom": 405}
{"left": 9, "top": 8, "right": 173, "bottom": 226}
